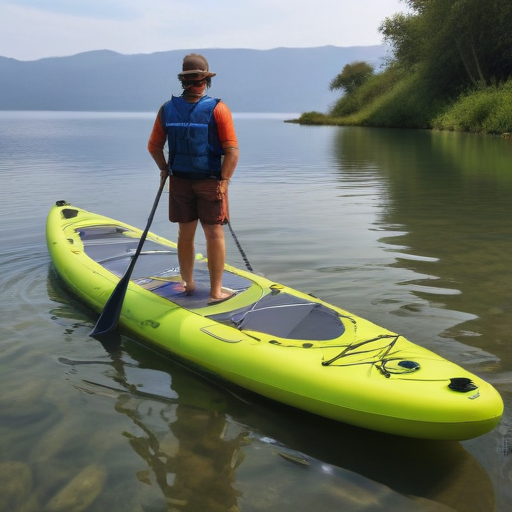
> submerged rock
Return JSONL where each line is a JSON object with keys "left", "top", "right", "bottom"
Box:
{"left": 44, "top": 464, "right": 107, "bottom": 512}
{"left": 0, "top": 461, "right": 39, "bottom": 512}
{"left": 29, "top": 415, "right": 87, "bottom": 463}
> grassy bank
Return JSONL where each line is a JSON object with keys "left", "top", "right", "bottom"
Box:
{"left": 432, "top": 81, "right": 512, "bottom": 134}
{"left": 294, "top": 70, "right": 512, "bottom": 136}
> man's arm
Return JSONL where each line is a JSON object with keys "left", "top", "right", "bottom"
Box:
{"left": 221, "top": 147, "right": 239, "bottom": 181}
{"left": 148, "top": 107, "right": 168, "bottom": 173}
{"left": 214, "top": 102, "right": 239, "bottom": 182}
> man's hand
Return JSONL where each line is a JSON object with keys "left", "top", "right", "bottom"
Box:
{"left": 221, "top": 147, "right": 239, "bottom": 181}
{"left": 219, "top": 179, "right": 229, "bottom": 194}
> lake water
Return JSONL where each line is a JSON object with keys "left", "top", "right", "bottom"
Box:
{"left": 1, "top": 111, "right": 512, "bottom": 512}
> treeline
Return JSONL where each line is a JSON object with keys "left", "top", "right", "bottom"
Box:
{"left": 297, "top": 0, "right": 512, "bottom": 134}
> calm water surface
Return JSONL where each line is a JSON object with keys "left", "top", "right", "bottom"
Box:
{"left": 1, "top": 111, "right": 512, "bottom": 511}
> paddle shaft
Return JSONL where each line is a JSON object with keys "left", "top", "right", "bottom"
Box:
{"left": 90, "top": 178, "right": 167, "bottom": 337}
{"left": 227, "top": 221, "right": 253, "bottom": 272}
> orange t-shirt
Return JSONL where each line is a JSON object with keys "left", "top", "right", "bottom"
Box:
{"left": 147, "top": 99, "right": 238, "bottom": 155}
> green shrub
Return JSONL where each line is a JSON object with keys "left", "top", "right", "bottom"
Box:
{"left": 296, "top": 67, "right": 512, "bottom": 135}
{"left": 433, "top": 80, "right": 512, "bottom": 133}
{"left": 294, "top": 111, "right": 330, "bottom": 125}
{"left": 329, "top": 66, "right": 404, "bottom": 118}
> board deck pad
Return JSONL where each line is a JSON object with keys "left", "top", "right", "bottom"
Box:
{"left": 79, "top": 225, "right": 252, "bottom": 309}
{"left": 78, "top": 225, "right": 346, "bottom": 338}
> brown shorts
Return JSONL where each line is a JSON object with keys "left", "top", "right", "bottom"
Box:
{"left": 169, "top": 176, "right": 229, "bottom": 225}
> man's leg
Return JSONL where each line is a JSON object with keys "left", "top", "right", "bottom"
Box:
{"left": 177, "top": 220, "right": 198, "bottom": 292}
{"left": 202, "top": 222, "right": 228, "bottom": 300}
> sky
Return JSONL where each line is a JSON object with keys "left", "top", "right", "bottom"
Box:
{"left": 0, "top": 0, "right": 408, "bottom": 61}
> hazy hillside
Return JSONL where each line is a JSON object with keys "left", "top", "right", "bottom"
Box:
{"left": 0, "top": 46, "right": 388, "bottom": 113}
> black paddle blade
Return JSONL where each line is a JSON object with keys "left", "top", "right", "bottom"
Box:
{"left": 89, "top": 178, "right": 167, "bottom": 338}
{"left": 89, "top": 274, "right": 130, "bottom": 337}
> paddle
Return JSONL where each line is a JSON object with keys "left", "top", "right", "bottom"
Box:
{"left": 227, "top": 221, "right": 253, "bottom": 272}
{"left": 90, "top": 177, "right": 167, "bottom": 337}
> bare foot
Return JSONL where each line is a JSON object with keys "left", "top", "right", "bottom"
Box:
{"left": 207, "top": 288, "right": 236, "bottom": 305}
{"left": 182, "top": 282, "right": 195, "bottom": 295}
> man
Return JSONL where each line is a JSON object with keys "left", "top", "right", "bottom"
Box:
{"left": 148, "top": 54, "right": 239, "bottom": 304}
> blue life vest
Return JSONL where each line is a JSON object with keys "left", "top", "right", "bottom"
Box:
{"left": 162, "top": 95, "right": 224, "bottom": 179}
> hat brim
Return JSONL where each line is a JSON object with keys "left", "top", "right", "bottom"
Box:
{"left": 178, "top": 69, "right": 216, "bottom": 79}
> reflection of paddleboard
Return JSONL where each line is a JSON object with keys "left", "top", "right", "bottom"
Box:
{"left": 46, "top": 201, "right": 503, "bottom": 440}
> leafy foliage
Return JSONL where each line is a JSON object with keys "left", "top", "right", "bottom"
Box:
{"left": 432, "top": 80, "right": 512, "bottom": 133}
{"left": 380, "top": 0, "right": 512, "bottom": 93}
{"left": 329, "top": 61, "right": 375, "bottom": 95}
{"left": 306, "top": 0, "right": 512, "bottom": 133}
{"left": 329, "top": 65, "right": 403, "bottom": 118}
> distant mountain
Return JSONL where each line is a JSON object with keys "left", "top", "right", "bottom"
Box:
{"left": 0, "top": 46, "right": 389, "bottom": 113}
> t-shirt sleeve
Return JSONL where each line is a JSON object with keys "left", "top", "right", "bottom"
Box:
{"left": 213, "top": 102, "right": 238, "bottom": 150}
{"left": 147, "top": 106, "right": 167, "bottom": 153}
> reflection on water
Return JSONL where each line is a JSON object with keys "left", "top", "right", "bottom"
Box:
{"left": 109, "top": 360, "right": 243, "bottom": 511}
{"left": 1, "top": 112, "right": 512, "bottom": 511}
{"left": 330, "top": 128, "right": 512, "bottom": 366}
{"left": 0, "top": 267, "right": 498, "bottom": 511}
{"left": 23, "top": 272, "right": 494, "bottom": 512}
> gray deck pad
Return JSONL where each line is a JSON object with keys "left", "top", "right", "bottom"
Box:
{"left": 79, "top": 226, "right": 345, "bottom": 339}
{"left": 79, "top": 225, "right": 252, "bottom": 309}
